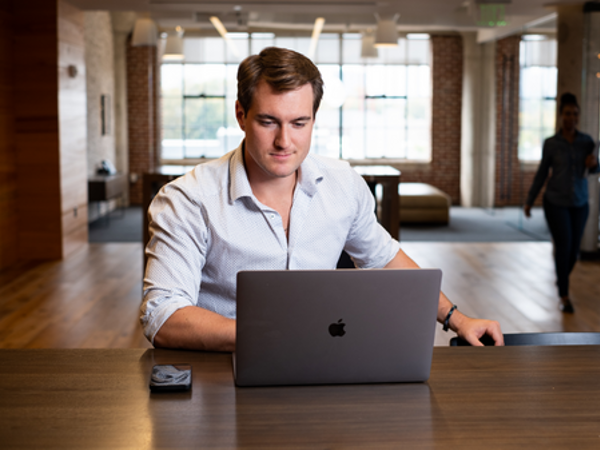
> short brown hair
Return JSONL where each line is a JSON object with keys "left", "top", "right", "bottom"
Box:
{"left": 237, "top": 47, "right": 324, "bottom": 117}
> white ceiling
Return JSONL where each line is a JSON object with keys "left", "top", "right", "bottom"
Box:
{"left": 70, "top": 0, "right": 589, "bottom": 40}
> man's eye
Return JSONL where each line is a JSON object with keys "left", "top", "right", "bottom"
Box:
{"left": 293, "top": 122, "right": 307, "bottom": 128}
{"left": 259, "top": 120, "right": 273, "bottom": 126}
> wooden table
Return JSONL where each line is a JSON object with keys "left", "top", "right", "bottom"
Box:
{"left": 353, "top": 165, "right": 401, "bottom": 237}
{"left": 1, "top": 346, "right": 599, "bottom": 448}
{"left": 88, "top": 173, "right": 128, "bottom": 222}
{"left": 88, "top": 173, "right": 128, "bottom": 203}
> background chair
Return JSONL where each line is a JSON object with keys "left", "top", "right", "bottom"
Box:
{"left": 450, "top": 332, "right": 600, "bottom": 346}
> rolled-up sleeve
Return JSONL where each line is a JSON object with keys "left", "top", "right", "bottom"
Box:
{"left": 140, "top": 179, "right": 208, "bottom": 344}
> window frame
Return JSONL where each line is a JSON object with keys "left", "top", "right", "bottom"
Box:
{"left": 518, "top": 34, "right": 558, "bottom": 163}
{"left": 159, "top": 32, "right": 432, "bottom": 164}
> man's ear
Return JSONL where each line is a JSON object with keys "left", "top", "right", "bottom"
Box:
{"left": 235, "top": 101, "right": 246, "bottom": 131}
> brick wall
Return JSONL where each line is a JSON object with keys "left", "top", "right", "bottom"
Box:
{"left": 494, "top": 36, "right": 520, "bottom": 206}
{"left": 494, "top": 36, "right": 542, "bottom": 207}
{"left": 126, "top": 38, "right": 160, "bottom": 205}
{"left": 397, "top": 35, "right": 463, "bottom": 205}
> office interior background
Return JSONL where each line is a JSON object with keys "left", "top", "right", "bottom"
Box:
{"left": 0, "top": 0, "right": 599, "bottom": 347}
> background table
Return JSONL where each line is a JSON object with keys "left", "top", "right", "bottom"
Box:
{"left": 88, "top": 173, "right": 128, "bottom": 223}
{"left": 352, "top": 165, "right": 401, "bottom": 237}
{"left": 1, "top": 346, "right": 599, "bottom": 448}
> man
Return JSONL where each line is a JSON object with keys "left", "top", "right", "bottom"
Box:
{"left": 141, "top": 47, "right": 503, "bottom": 351}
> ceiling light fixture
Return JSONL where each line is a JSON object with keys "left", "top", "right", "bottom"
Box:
{"left": 209, "top": 16, "right": 241, "bottom": 59}
{"left": 308, "top": 17, "right": 326, "bottom": 60}
{"left": 131, "top": 17, "right": 158, "bottom": 46}
{"left": 163, "top": 26, "right": 184, "bottom": 61}
{"left": 361, "top": 29, "right": 378, "bottom": 58}
{"left": 374, "top": 13, "right": 399, "bottom": 47}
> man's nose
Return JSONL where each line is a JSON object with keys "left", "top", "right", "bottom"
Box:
{"left": 274, "top": 125, "right": 291, "bottom": 149}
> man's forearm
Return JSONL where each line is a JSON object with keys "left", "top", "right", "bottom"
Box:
{"left": 153, "top": 305, "right": 236, "bottom": 352}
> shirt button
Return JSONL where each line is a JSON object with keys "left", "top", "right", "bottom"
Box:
{"left": 270, "top": 214, "right": 275, "bottom": 220}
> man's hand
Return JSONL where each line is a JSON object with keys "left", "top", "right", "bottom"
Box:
{"left": 523, "top": 204, "right": 532, "bottom": 218}
{"left": 451, "top": 312, "right": 504, "bottom": 346}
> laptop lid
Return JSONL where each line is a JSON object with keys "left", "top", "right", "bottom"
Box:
{"left": 234, "top": 268, "right": 442, "bottom": 387}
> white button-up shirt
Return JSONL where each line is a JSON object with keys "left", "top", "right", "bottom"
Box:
{"left": 141, "top": 143, "right": 400, "bottom": 343}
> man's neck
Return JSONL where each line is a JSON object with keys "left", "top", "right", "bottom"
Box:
{"left": 242, "top": 142, "right": 298, "bottom": 208}
{"left": 250, "top": 170, "right": 298, "bottom": 210}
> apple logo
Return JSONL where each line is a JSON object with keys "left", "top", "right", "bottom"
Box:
{"left": 328, "top": 319, "right": 346, "bottom": 337}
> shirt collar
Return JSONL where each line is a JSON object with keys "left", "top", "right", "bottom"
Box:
{"left": 229, "top": 141, "right": 253, "bottom": 202}
{"left": 228, "top": 141, "right": 324, "bottom": 202}
{"left": 556, "top": 129, "right": 584, "bottom": 143}
{"left": 296, "top": 153, "right": 324, "bottom": 198}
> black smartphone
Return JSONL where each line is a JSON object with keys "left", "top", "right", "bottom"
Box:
{"left": 149, "top": 364, "right": 192, "bottom": 392}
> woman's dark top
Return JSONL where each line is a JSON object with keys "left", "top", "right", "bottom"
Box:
{"left": 526, "top": 130, "right": 599, "bottom": 207}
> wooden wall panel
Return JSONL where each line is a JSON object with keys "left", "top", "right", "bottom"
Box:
{"left": 9, "top": 0, "right": 88, "bottom": 263}
{"left": 0, "top": 3, "right": 18, "bottom": 270}
{"left": 18, "top": 231, "right": 63, "bottom": 260}
{"left": 13, "top": 0, "right": 62, "bottom": 260}
{"left": 62, "top": 205, "right": 88, "bottom": 257}
{"left": 58, "top": 0, "right": 87, "bottom": 257}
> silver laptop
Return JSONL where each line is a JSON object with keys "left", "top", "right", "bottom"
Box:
{"left": 233, "top": 268, "right": 442, "bottom": 387}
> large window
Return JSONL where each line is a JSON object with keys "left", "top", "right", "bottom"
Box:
{"left": 518, "top": 35, "right": 557, "bottom": 161}
{"left": 161, "top": 33, "right": 431, "bottom": 162}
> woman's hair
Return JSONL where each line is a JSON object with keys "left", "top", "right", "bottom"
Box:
{"left": 559, "top": 92, "right": 579, "bottom": 113}
{"left": 237, "top": 47, "right": 324, "bottom": 117}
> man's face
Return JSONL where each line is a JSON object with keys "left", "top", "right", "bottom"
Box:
{"left": 235, "top": 80, "right": 315, "bottom": 182}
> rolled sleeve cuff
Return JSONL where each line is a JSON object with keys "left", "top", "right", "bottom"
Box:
{"left": 357, "top": 238, "right": 402, "bottom": 269}
{"left": 140, "top": 294, "right": 193, "bottom": 345}
{"left": 375, "top": 238, "right": 402, "bottom": 268}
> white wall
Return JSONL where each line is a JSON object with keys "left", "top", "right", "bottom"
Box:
{"left": 461, "top": 32, "right": 496, "bottom": 207}
{"left": 84, "top": 11, "right": 116, "bottom": 177}
{"left": 111, "top": 11, "right": 136, "bottom": 196}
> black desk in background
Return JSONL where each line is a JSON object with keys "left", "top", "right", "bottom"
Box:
{"left": 88, "top": 173, "right": 128, "bottom": 202}
{"left": 353, "top": 165, "right": 401, "bottom": 238}
{"left": 88, "top": 173, "right": 128, "bottom": 223}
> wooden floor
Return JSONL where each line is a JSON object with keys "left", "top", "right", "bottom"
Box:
{"left": 0, "top": 242, "right": 599, "bottom": 348}
{"left": 0, "top": 243, "right": 151, "bottom": 349}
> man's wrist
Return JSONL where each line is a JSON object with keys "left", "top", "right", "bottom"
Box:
{"left": 443, "top": 305, "right": 457, "bottom": 331}
{"left": 447, "top": 309, "right": 467, "bottom": 333}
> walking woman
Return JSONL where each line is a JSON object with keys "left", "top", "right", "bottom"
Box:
{"left": 524, "top": 92, "right": 599, "bottom": 313}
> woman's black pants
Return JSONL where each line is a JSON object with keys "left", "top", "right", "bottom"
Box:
{"left": 543, "top": 198, "right": 589, "bottom": 298}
